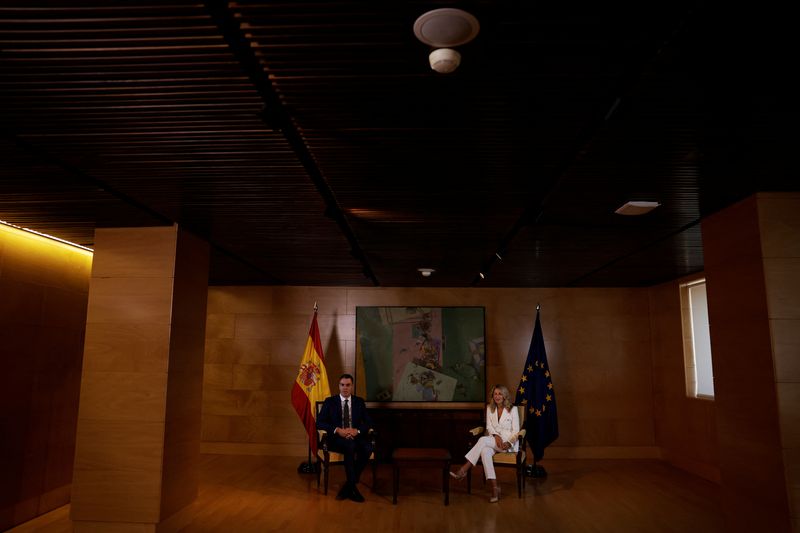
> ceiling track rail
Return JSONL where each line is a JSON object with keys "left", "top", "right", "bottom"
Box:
{"left": 3, "top": 129, "right": 173, "bottom": 227}
{"left": 471, "top": 4, "right": 699, "bottom": 287}
{"left": 203, "top": 0, "right": 380, "bottom": 286}
{"left": 567, "top": 218, "right": 702, "bottom": 287}
{"left": 3, "top": 129, "right": 285, "bottom": 284}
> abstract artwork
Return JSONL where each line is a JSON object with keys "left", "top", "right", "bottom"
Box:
{"left": 356, "top": 307, "right": 485, "bottom": 403}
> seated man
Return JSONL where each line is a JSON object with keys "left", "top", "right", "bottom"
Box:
{"left": 316, "top": 373, "right": 374, "bottom": 502}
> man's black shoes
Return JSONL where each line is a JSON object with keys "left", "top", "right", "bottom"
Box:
{"left": 349, "top": 486, "right": 365, "bottom": 503}
{"left": 335, "top": 484, "right": 351, "bottom": 500}
{"left": 335, "top": 482, "right": 365, "bottom": 502}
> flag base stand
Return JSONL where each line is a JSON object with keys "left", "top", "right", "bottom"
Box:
{"left": 297, "top": 442, "right": 319, "bottom": 474}
{"left": 297, "top": 461, "right": 319, "bottom": 474}
{"left": 525, "top": 464, "right": 547, "bottom": 478}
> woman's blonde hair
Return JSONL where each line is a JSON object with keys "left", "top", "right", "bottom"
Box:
{"left": 488, "top": 384, "right": 512, "bottom": 413}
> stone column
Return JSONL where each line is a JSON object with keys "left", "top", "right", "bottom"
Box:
{"left": 71, "top": 225, "right": 209, "bottom": 532}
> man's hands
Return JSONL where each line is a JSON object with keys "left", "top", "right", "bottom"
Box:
{"left": 337, "top": 427, "right": 359, "bottom": 439}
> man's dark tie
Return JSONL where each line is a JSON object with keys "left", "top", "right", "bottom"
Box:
{"left": 343, "top": 399, "right": 351, "bottom": 429}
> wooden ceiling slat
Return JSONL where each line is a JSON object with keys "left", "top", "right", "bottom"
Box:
{"left": 0, "top": 0, "right": 793, "bottom": 286}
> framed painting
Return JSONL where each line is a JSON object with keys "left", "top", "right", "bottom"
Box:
{"left": 355, "top": 306, "right": 486, "bottom": 404}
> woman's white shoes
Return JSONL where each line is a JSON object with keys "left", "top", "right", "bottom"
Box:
{"left": 489, "top": 486, "right": 501, "bottom": 503}
{"left": 449, "top": 470, "right": 467, "bottom": 481}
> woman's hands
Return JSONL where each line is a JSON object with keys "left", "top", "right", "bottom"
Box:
{"left": 494, "top": 435, "right": 512, "bottom": 450}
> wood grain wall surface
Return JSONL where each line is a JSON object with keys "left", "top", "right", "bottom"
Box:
{"left": 72, "top": 227, "right": 179, "bottom": 527}
{"left": 0, "top": 224, "right": 92, "bottom": 531}
{"left": 757, "top": 192, "right": 800, "bottom": 531}
{"left": 71, "top": 226, "right": 210, "bottom": 533}
{"left": 703, "top": 195, "right": 792, "bottom": 532}
{"left": 201, "top": 287, "right": 658, "bottom": 459}
{"left": 648, "top": 276, "right": 719, "bottom": 482}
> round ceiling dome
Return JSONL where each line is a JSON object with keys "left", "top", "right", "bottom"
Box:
{"left": 413, "top": 8, "right": 480, "bottom": 48}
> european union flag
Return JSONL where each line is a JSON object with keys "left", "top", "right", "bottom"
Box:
{"left": 514, "top": 308, "right": 558, "bottom": 462}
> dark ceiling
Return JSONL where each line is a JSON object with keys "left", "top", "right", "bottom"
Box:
{"left": 1, "top": 1, "right": 796, "bottom": 287}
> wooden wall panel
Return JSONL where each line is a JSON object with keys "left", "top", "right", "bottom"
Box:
{"left": 89, "top": 227, "right": 177, "bottom": 279}
{"left": 703, "top": 195, "right": 792, "bottom": 532}
{"left": 648, "top": 276, "right": 719, "bottom": 482}
{"left": 0, "top": 223, "right": 92, "bottom": 531}
{"left": 202, "top": 286, "right": 658, "bottom": 458}
{"left": 758, "top": 192, "right": 800, "bottom": 531}
{"left": 81, "top": 323, "right": 171, "bottom": 374}
{"left": 72, "top": 226, "right": 210, "bottom": 530}
{"left": 72, "top": 227, "right": 177, "bottom": 525}
{"left": 160, "top": 228, "right": 209, "bottom": 519}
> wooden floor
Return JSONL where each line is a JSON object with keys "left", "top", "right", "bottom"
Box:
{"left": 11, "top": 454, "right": 723, "bottom": 533}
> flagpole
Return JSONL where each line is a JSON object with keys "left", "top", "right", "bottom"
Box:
{"left": 521, "top": 303, "right": 553, "bottom": 479}
{"left": 298, "top": 441, "right": 317, "bottom": 474}
{"left": 297, "top": 302, "right": 322, "bottom": 475}
{"left": 528, "top": 302, "right": 546, "bottom": 478}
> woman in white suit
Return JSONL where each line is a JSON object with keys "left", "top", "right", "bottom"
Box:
{"left": 450, "top": 384, "right": 519, "bottom": 502}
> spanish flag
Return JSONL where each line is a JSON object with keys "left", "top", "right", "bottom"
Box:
{"left": 291, "top": 310, "right": 331, "bottom": 454}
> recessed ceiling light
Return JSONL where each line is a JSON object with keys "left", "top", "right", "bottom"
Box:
{"left": 614, "top": 201, "right": 660, "bottom": 216}
{"left": 417, "top": 267, "right": 435, "bottom": 277}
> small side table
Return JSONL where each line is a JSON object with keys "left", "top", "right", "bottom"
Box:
{"left": 392, "top": 447, "right": 452, "bottom": 505}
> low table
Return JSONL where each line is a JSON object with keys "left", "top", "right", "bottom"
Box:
{"left": 392, "top": 447, "right": 452, "bottom": 505}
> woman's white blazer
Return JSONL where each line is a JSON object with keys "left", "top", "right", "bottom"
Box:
{"left": 485, "top": 405, "right": 520, "bottom": 452}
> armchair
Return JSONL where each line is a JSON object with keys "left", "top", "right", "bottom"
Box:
{"left": 315, "top": 401, "right": 377, "bottom": 495}
{"left": 466, "top": 405, "right": 528, "bottom": 498}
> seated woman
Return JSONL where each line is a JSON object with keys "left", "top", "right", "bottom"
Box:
{"left": 450, "top": 384, "right": 520, "bottom": 502}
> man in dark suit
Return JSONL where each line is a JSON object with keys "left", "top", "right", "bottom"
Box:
{"left": 316, "top": 373, "right": 374, "bottom": 502}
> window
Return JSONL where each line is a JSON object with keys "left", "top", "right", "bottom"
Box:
{"left": 680, "top": 279, "right": 714, "bottom": 399}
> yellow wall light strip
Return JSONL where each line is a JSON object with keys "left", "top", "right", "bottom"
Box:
{"left": 0, "top": 219, "right": 94, "bottom": 254}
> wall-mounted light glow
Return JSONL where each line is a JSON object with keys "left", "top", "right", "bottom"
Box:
{"left": 0, "top": 219, "right": 93, "bottom": 254}
{"left": 479, "top": 272, "right": 485, "bottom": 279}
{"left": 417, "top": 267, "right": 436, "bottom": 278}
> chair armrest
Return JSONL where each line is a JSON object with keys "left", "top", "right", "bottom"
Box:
{"left": 508, "top": 428, "right": 526, "bottom": 444}
{"left": 469, "top": 426, "right": 484, "bottom": 436}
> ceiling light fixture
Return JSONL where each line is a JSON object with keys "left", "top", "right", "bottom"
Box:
{"left": 614, "top": 201, "right": 660, "bottom": 216}
{"left": 413, "top": 8, "right": 479, "bottom": 74}
{"left": 418, "top": 267, "right": 436, "bottom": 278}
{"left": 428, "top": 48, "right": 461, "bottom": 74}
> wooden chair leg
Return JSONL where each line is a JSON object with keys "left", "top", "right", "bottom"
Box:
{"left": 371, "top": 459, "right": 377, "bottom": 492}
{"left": 467, "top": 468, "right": 472, "bottom": 494}
{"left": 323, "top": 462, "right": 329, "bottom": 495}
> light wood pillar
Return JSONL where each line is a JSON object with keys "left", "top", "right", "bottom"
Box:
{"left": 702, "top": 193, "right": 796, "bottom": 532}
{"left": 71, "top": 226, "right": 209, "bottom": 532}
{"left": 758, "top": 193, "right": 800, "bottom": 532}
